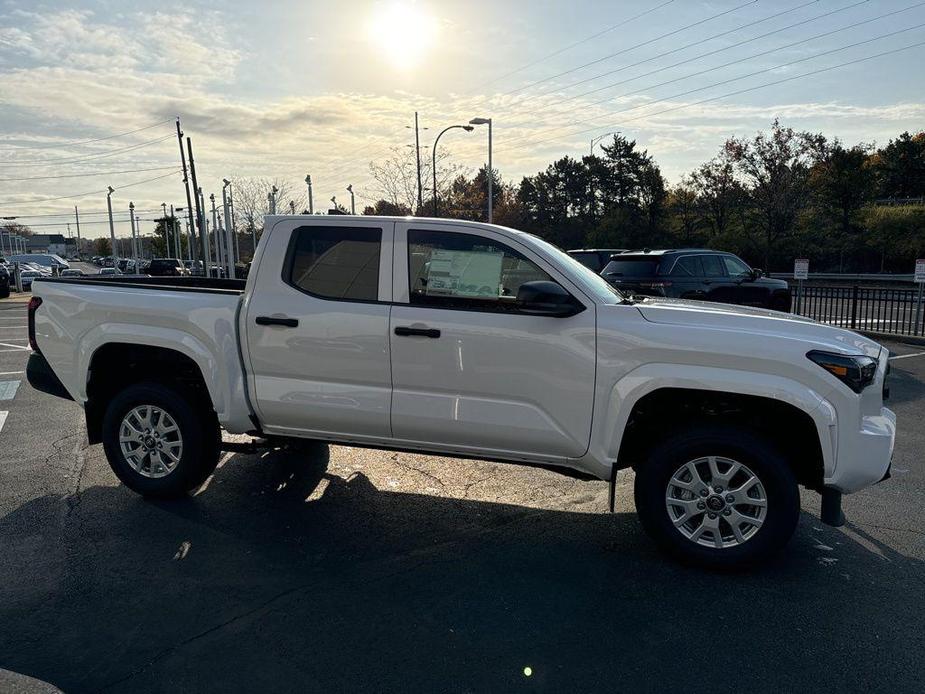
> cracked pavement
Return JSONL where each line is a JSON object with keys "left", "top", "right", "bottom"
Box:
{"left": 1, "top": 312, "right": 923, "bottom": 692}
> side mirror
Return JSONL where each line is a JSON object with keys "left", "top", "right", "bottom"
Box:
{"left": 517, "top": 280, "right": 582, "bottom": 317}
{"left": 749, "top": 268, "right": 763, "bottom": 280}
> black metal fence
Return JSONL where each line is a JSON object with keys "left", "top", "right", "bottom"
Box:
{"left": 795, "top": 285, "right": 925, "bottom": 336}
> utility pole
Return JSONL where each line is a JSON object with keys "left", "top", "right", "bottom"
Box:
{"left": 129, "top": 202, "right": 139, "bottom": 272}
{"left": 305, "top": 175, "right": 314, "bottom": 214}
{"left": 106, "top": 186, "right": 119, "bottom": 272}
{"left": 186, "top": 136, "right": 207, "bottom": 271}
{"left": 346, "top": 185, "right": 355, "bottom": 214}
{"left": 74, "top": 206, "right": 82, "bottom": 259}
{"left": 176, "top": 118, "right": 198, "bottom": 262}
{"left": 414, "top": 111, "right": 424, "bottom": 212}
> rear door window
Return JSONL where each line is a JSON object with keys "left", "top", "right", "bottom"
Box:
{"left": 669, "top": 256, "right": 703, "bottom": 277}
{"left": 700, "top": 255, "right": 725, "bottom": 277}
{"left": 284, "top": 225, "right": 382, "bottom": 301}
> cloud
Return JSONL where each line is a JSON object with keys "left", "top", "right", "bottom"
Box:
{"left": 0, "top": 4, "right": 923, "bottom": 229}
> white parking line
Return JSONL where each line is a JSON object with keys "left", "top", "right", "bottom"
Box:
{"left": 889, "top": 351, "right": 925, "bottom": 361}
{"left": 0, "top": 411, "right": 7, "bottom": 434}
{"left": 0, "top": 371, "right": 24, "bottom": 376}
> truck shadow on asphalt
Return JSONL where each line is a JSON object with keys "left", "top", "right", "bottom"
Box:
{"left": 1, "top": 443, "right": 922, "bottom": 693}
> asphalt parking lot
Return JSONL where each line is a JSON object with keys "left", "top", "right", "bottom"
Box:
{"left": 0, "top": 296, "right": 923, "bottom": 693}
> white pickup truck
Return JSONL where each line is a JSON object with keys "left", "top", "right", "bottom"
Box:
{"left": 27, "top": 216, "right": 896, "bottom": 568}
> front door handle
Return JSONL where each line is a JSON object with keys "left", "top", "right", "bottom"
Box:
{"left": 395, "top": 326, "right": 441, "bottom": 338}
{"left": 256, "top": 315, "right": 299, "bottom": 328}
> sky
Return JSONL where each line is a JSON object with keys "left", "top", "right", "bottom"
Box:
{"left": 1, "top": 0, "right": 924, "bottom": 241}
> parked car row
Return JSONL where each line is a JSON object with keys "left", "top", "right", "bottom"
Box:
{"left": 568, "top": 247, "right": 792, "bottom": 311}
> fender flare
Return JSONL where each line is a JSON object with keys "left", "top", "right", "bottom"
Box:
{"left": 76, "top": 323, "right": 231, "bottom": 419}
{"left": 601, "top": 363, "right": 837, "bottom": 478}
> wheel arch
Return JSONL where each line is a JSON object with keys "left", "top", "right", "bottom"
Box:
{"left": 604, "top": 364, "right": 836, "bottom": 490}
{"left": 84, "top": 342, "right": 216, "bottom": 444}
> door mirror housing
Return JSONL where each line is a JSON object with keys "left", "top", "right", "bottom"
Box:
{"left": 516, "top": 281, "right": 582, "bottom": 317}
{"left": 749, "top": 268, "right": 763, "bottom": 280}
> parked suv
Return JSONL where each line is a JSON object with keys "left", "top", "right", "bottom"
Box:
{"left": 147, "top": 258, "right": 190, "bottom": 277}
{"left": 567, "top": 248, "right": 627, "bottom": 272}
{"left": 601, "top": 249, "right": 792, "bottom": 311}
{"left": 0, "top": 263, "right": 9, "bottom": 298}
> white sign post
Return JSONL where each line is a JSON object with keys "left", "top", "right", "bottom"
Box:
{"left": 915, "top": 259, "right": 925, "bottom": 335}
{"left": 793, "top": 258, "right": 809, "bottom": 313}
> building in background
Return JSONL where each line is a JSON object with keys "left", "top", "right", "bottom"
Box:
{"left": 26, "top": 234, "right": 71, "bottom": 256}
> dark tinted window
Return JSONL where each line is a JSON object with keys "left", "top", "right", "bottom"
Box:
{"left": 700, "top": 255, "right": 725, "bottom": 276}
{"left": 669, "top": 256, "right": 703, "bottom": 277}
{"left": 601, "top": 257, "right": 660, "bottom": 278}
{"left": 409, "top": 229, "right": 552, "bottom": 311}
{"left": 285, "top": 226, "right": 381, "bottom": 301}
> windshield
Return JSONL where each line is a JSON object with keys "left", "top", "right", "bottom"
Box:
{"left": 526, "top": 235, "right": 624, "bottom": 302}
{"left": 601, "top": 258, "right": 661, "bottom": 278}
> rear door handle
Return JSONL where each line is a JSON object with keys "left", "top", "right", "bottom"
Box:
{"left": 256, "top": 315, "right": 299, "bottom": 328}
{"left": 395, "top": 326, "right": 441, "bottom": 338}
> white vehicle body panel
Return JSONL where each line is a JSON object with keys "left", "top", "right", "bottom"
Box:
{"left": 31, "top": 215, "right": 895, "bottom": 498}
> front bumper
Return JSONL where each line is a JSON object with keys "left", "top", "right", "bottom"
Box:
{"left": 826, "top": 406, "right": 896, "bottom": 493}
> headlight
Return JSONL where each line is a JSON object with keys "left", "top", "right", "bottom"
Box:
{"left": 807, "top": 350, "right": 878, "bottom": 393}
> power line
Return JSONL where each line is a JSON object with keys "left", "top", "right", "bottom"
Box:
{"left": 467, "top": 1, "right": 676, "bottom": 92}
{"left": 0, "top": 165, "right": 179, "bottom": 183}
{"left": 524, "top": 0, "right": 853, "bottom": 110}
{"left": 500, "top": 39, "right": 925, "bottom": 154}
{"left": 501, "top": 0, "right": 759, "bottom": 97}
{"left": 0, "top": 170, "right": 180, "bottom": 207}
{"left": 510, "top": 1, "right": 923, "bottom": 139}
{"left": 0, "top": 119, "right": 174, "bottom": 151}
{"left": 0, "top": 134, "right": 175, "bottom": 167}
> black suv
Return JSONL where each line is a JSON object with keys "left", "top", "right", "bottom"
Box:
{"left": 146, "top": 258, "right": 190, "bottom": 277}
{"left": 567, "top": 248, "right": 628, "bottom": 272}
{"left": 600, "top": 249, "right": 791, "bottom": 311}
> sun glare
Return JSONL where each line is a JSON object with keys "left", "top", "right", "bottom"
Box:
{"left": 366, "top": 1, "right": 438, "bottom": 71}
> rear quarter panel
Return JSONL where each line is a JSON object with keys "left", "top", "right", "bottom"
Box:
{"left": 32, "top": 279, "right": 253, "bottom": 432}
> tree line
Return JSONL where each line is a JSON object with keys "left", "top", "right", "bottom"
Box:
{"left": 366, "top": 120, "right": 925, "bottom": 273}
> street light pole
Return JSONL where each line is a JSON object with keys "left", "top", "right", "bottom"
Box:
{"left": 222, "top": 180, "right": 236, "bottom": 278}
{"left": 346, "top": 185, "right": 355, "bottom": 214}
{"left": 469, "top": 117, "right": 493, "bottom": 223}
{"left": 129, "top": 201, "right": 138, "bottom": 272}
{"left": 106, "top": 187, "right": 117, "bottom": 267}
{"left": 161, "top": 202, "right": 169, "bottom": 257}
{"left": 210, "top": 193, "right": 224, "bottom": 275}
{"left": 305, "top": 175, "right": 314, "bottom": 214}
{"left": 432, "top": 124, "right": 474, "bottom": 216}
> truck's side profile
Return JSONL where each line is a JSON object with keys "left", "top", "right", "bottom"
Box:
{"left": 27, "top": 216, "right": 896, "bottom": 568}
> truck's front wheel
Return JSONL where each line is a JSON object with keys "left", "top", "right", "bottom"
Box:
{"left": 634, "top": 426, "right": 799, "bottom": 569}
{"left": 102, "top": 381, "right": 220, "bottom": 497}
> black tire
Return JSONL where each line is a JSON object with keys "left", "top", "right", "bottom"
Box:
{"left": 102, "top": 381, "right": 221, "bottom": 498}
{"left": 634, "top": 426, "right": 799, "bottom": 569}
{"left": 769, "top": 293, "right": 792, "bottom": 313}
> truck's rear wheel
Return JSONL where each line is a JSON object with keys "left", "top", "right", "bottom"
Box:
{"left": 634, "top": 426, "right": 799, "bottom": 569}
{"left": 102, "top": 381, "right": 220, "bottom": 497}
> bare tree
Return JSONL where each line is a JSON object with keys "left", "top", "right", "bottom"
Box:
{"left": 368, "top": 146, "right": 466, "bottom": 213}
{"left": 230, "top": 177, "right": 307, "bottom": 260}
